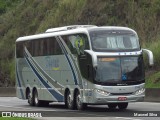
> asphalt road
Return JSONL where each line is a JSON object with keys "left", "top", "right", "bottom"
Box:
{"left": 0, "top": 97, "right": 160, "bottom": 120}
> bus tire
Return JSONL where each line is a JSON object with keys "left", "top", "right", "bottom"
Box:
{"left": 118, "top": 103, "right": 128, "bottom": 110}
{"left": 75, "top": 90, "right": 86, "bottom": 110}
{"left": 66, "top": 91, "right": 75, "bottom": 109}
{"left": 33, "top": 89, "right": 42, "bottom": 107}
{"left": 28, "top": 91, "right": 34, "bottom": 106}
{"left": 108, "top": 103, "right": 117, "bottom": 109}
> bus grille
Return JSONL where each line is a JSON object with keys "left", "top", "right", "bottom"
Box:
{"left": 111, "top": 92, "right": 133, "bottom": 96}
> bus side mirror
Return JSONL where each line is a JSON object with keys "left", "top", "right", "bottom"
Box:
{"left": 142, "top": 49, "right": 154, "bottom": 66}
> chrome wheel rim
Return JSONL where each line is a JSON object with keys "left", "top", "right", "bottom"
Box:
{"left": 28, "top": 93, "right": 31, "bottom": 103}
{"left": 35, "top": 92, "right": 38, "bottom": 104}
{"left": 67, "top": 94, "right": 72, "bottom": 107}
{"left": 76, "top": 94, "right": 81, "bottom": 108}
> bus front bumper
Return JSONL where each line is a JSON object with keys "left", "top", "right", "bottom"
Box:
{"left": 91, "top": 95, "right": 145, "bottom": 104}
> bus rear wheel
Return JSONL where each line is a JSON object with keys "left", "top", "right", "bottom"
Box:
{"left": 75, "top": 91, "right": 86, "bottom": 110}
{"left": 118, "top": 103, "right": 128, "bottom": 110}
{"left": 66, "top": 91, "right": 75, "bottom": 109}
{"left": 33, "top": 89, "right": 43, "bottom": 107}
{"left": 28, "top": 91, "right": 34, "bottom": 106}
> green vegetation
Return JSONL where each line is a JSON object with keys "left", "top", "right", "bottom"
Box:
{"left": 146, "top": 71, "right": 160, "bottom": 88}
{"left": 0, "top": 0, "right": 21, "bottom": 15}
{"left": 0, "top": 0, "right": 160, "bottom": 87}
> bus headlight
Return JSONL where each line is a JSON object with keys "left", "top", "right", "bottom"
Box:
{"left": 134, "top": 88, "right": 145, "bottom": 95}
{"left": 95, "top": 89, "right": 110, "bottom": 96}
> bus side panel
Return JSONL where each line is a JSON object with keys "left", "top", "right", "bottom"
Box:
{"left": 16, "top": 58, "right": 28, "bottom": 100}
{"left": 30, "top": 55, "right": 65, "bottom": 102}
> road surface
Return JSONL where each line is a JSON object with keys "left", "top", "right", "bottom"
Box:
{"left": 0, "top": 97, "right": 159, "bottom": 120}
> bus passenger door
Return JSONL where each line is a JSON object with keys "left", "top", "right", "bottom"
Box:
{"left": 78, "top": 52, "right": 94, "bottom": 103}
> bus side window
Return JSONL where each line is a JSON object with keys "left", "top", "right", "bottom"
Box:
{"left": 25, "top": 41, "right": 33, "bottom": 55}
{"left": 43, "top": 37, "right": 63, "bottom": 56}
{"left": 16, "top": 42, "right": 23, "bottom": 58}
{"left": 53, "top": 37, "right": 63, "bottom": 55}
{"left": 48, "top": 37, "right": 63, "bottom": 55}
{"left": 33, "top": 40, "right": 40, "bottom": 56}
{"left": 62, "top": 34, "right": 89, "bottom": 55}
{"left": 79, "top": 34, "right": 89, "bottom": 50}
{"left": 43, "top": 39, "right": 48, "bottom": 56}
{"left": 39, "top": 39, "right": 44, "bottom": 56}
{"left": 62, "top": 35, "right": 77, "bottom": 55}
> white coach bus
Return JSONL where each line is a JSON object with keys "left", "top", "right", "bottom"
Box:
{"left": 16, "top": 25, "right": 153, "bottom": 110}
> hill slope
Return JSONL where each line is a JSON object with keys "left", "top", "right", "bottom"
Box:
{"left": 0, "top": 0, "right": 160, "bottom": 87}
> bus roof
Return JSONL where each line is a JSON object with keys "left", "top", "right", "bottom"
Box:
{"left": 16, "top": 25, "right": 137, "bottom": 42}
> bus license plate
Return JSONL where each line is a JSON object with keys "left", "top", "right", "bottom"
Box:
{"left": 118, "top": 97, "right": 127, "bottom": 101}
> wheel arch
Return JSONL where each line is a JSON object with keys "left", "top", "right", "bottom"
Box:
{"left": 64, "top": 88, "right": 70, "bottom": 101}
{"left": 32, "top": 87, "right": 38, "bottom": 97}
{"left": 32, "top": 87, "right": 37, "bottom": 92}
{"left": 74, "top": 88, "right": 80, "bottom": 99}
{"left": 25, "top": 87, "right": 30, "bottom": 99}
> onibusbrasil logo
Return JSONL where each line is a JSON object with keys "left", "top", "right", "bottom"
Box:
{"left": 1, "top": 112, "right": 42, "bottom": 117}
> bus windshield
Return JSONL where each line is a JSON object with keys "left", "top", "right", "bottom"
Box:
{"left": 95, "top": 56, "right": 145, "bottom": 85}
{"left": 90, "top": 30, "right": 140, "bottom": 52}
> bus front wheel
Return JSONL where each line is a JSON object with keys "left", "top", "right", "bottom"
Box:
{"left": 108, "top": 103, "right": 117, "bottom": 109}
{"left": 75, "top": 91, "right": 87, "bottom": 110}
{"left": 118, "top": 103, "right": 128, "bottom": 110}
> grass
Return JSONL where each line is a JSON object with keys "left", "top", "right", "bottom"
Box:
{"left": 146, "top": 71, "right": 160, "bottom": 88}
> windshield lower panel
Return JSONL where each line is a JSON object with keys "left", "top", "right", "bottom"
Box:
{"left": 94, "top": 56, "right": 145, "bottom": 86}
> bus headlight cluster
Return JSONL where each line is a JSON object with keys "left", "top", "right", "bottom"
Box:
{"left": 135, "top": 88, "right": 145, "bottom": 95}
{"left": 95, "top": 89, "right": 110, "bottom": 96}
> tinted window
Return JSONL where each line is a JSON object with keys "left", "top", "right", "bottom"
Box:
{"left": 90, "top": 30, "right": 140, "bottom": 52}
{"left": 16, "top": 42, "right": 23, "bottom": 58}
{"left": 33, "top": 37, "right": 63, "bottom": 56}
{"left": 16, "top": 37, "right": 63, "bottom": 58}
{"left": 61, "top": 34, "right": 89, "bottom": 55}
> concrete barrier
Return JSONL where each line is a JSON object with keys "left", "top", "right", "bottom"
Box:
{"left": 145, "top": 88, "right": 160, "bottom": 102}
{"left": 0, "top": 87, "right": 159, "bottom": 102}
{"left": 0, "top": 87, "right": 16, "bottom": 97}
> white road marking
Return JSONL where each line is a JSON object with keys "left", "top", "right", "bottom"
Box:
{"left": 116, "top": 117, "right": 141, "bottom": 120}
{"left": 130, "top": 102, "right": 160, "bottom": 105}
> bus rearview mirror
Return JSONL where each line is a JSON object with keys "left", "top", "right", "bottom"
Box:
{"left": 142, "top": 49, "right": 154, "bottom": 66}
